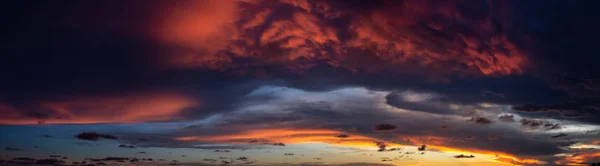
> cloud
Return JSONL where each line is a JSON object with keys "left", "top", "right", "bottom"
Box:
{"left": 519, "top": 118, "right": 562, "bottom": 131}
{"left": 373, "top": 124, "right": 398, "bottom": 131}
{"left": 0, "top": 93, "right": 199, "bottom": 124}
{"left": 498, "top": 114, "right": 515, "bottom": 122}
{"left": 334, "top": 134, "right": 350, "bottom": 138}
{"left": 35, "top": 159, "right": 65, "bottom": 165}
{"left": 453, "top": 154, "right": 475, "bottom": 158}
{"left": 5, "top": 147, "right": 21, "bottom": 151}
{"left": 75, "top": 132, "right": 118, "bottom": 141}
{"left": 143, "top": 0, "right": 529, "bottom": 78}
{"left": 118, "top": 144, "right": 136, "bottom": 148}
{"left": 155, "top": 86, "right": 587, "bottom": 160}
{"left": 469, "top": 117, "right": 493, "bottom": 125}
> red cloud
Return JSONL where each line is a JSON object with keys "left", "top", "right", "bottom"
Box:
{"left": 0, "top": 93, "right": 199, "bottom": 124}
{"left": 54, "top": 0, "right": 530, "bottom": 77}
{"left": 154, "top": 0, "right": 528, "bottom": 77}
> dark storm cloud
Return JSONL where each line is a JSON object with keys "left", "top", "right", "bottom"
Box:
{"left": 2, "top": 0, "right": 597, "bottom": 127}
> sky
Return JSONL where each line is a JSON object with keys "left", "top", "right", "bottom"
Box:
{"left": 1, "top": 0, "right": 600, "bottom": 166}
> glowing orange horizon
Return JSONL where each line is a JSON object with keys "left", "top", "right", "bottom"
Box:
{"left": 0, "top": 93, "right": 199, "bottom": 125}
{"left": 175, "top": 128, "right": 542, "bottom": 165}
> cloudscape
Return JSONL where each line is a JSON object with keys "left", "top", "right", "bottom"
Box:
{"left": 1, "top": 0, "right": 600, "bottom": 166}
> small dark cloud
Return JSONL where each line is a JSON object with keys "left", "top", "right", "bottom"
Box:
{"left": 335, "top": 134, "right": 350, "bottom": 138}
{"left": 373, "top": 124, "right": 398, "bottom": 131}
{"left": 87, "top": 157, "right": 130, "bottom": 162}
{"left": 520, "top": 118, "right": 561, "bottom": 130}
{"left": 374, "top": 142, "right": 402, "bottom": 152}
{"left": 464, "top": 136, "right": 476, "bottom": 140}
{"left": 469, "top": 117, "right": 493, "bottom": 124}
{"left": 203, "top": 158, "right": 217, "bottom": 163}
{"left": 387, "top": 147, "right": 402, "bottom": 151}
{"left": 551, "top": 133, "right": 567, "bottom": 138}
{"left": 285, "top": 153, "right": 294, "bottom": 156}
{"left": 5, "top": 147, "right": 21, "bottom": 151}
{"left": 417, "top": 145, "right": 426, "bottom": 151}
{"left": 36, "top": 158, "right": 66, "bottom": 165}
{"left": 75, "top": 132, "right": 118, "bottom": 141}
{"left": 453, "top": 154, "right": 475, "bottom": 158}
{"left": 236, "top": 157, "right": 248, "bottom": 160}
{"left": 213, "top": 149, "right": 231, "bottom": 152}
{"left": 272, "top": 142, "right": 286, "bottom": 146}
{"left": 12, "top": 157, "right": 35, "bottom": 162}
{"left": 375, "top": 142, "right": 388, "bottom": 152}
{"left": 118, "top": 144, "right": 136, "bottom": 148}
{"left": 41, "top": 134, "right": 54, "bottom": 138}
{"left": 498, "top": 114, "right": 515, "bottom": 122}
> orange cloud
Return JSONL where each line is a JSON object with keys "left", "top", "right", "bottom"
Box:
{"left": 556, "top": 151, "right": 600, "bottom": 165}
{"left": 0, "top": 93, "right": 199, "bottom": 124}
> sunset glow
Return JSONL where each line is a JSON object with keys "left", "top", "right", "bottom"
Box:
{"left": 2, "top": 0, "right": 600, "bottom": 166}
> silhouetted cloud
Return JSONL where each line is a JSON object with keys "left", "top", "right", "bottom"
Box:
{"left": 334, "top": 134, "right": 350, "bottom": 138}
{"left": 118, "top": 144, "right": 135, "bottom": 148}
{"left": 453, "top": 154, "right": 475, "bottom": 158}
{"left": 469, "top": 117, "right": 493, "bottom": 125}
{"left": 35, "top": 158, "right": 66, "bottom": 165}
{"left": 373, "top": 124, "right": 397, "bottom": 131}
{"left": 498, "top": 114, "right": 515, "bottom": 122}
{"left": 551, "top": 133, "right": 567, "bottom": 138}
{"left": 375, "top": 142, "right": 388, "bottom": 152}
{"left": 5, "top": 147, "right": 21, "bottom": 151}
{"left": 272, "top": 143, "right": 286, "bottom": 146}
{"left": 520, "top": 118, "right": 561, "bottom": 131}
{"left": 75, "top": 132, "right": 118, "bottom": 141}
